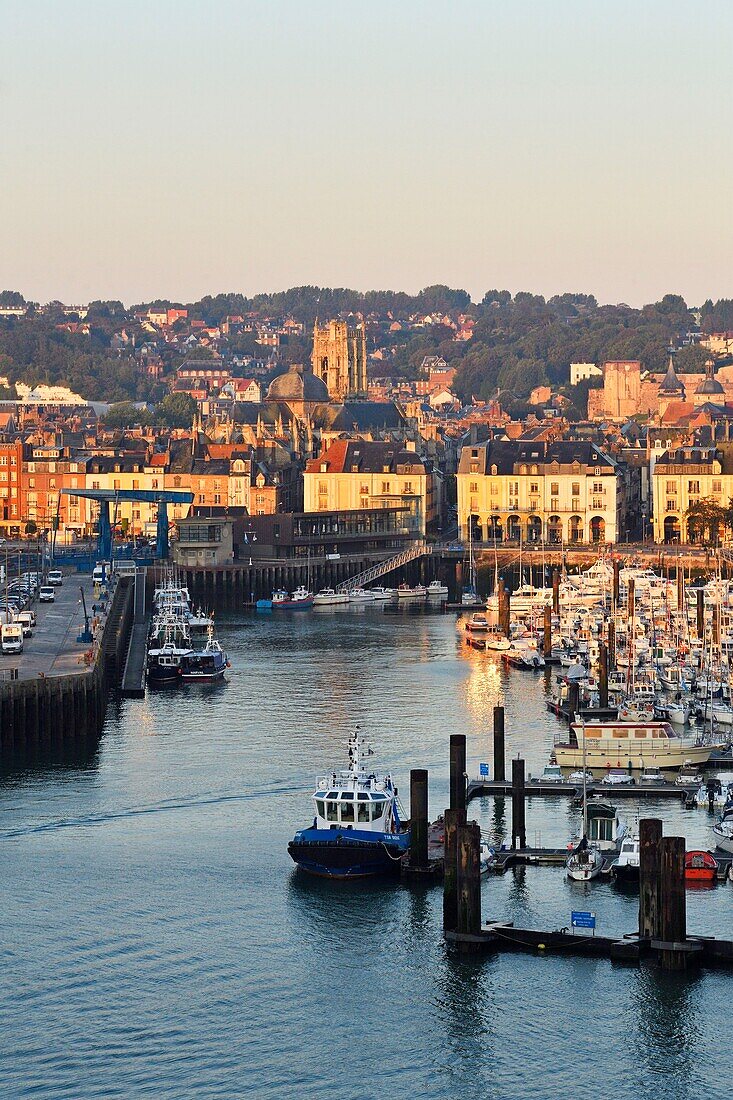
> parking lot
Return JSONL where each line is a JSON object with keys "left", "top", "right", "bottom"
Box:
{"left": 0, "top": 573, "right": 97, "bottom": 680}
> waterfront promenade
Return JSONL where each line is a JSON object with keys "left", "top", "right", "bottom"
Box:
{"left": 0, "top": 575, "right": 96, "bottom": 681}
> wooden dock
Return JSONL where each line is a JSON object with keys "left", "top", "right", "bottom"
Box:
{"left": 466, "top": 778, "right": 698, "bottom": 801}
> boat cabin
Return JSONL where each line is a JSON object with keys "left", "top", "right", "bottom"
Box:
{"left": 586, "top": 801, "right": 624, "bottom": 850}
{"left": 313, "top": 789, "right": 392, "bottom": 831}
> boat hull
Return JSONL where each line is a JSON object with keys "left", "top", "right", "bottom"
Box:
{"left": 612, "top": 862, "right": 639, "bottom": 884}
{"left": 554, "top": 743, "right": 721, "bottom": 770}
{"left": 288, "top": 828, "right": 409, "bottom": 879}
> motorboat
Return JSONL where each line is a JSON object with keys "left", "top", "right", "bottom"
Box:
{"left": 684, "top": 850, "right": 718, "bottom": 882}
{"left": 396, "top": 583, "right": 427, "bottom": 599}
{"left": 612, "top": 833, "right": 640, "bottom": 884}
{"left": 427, "top": 580, "right": 449, "bottom": 597}
{"left": 585, "top": 800, "right": 626, "bottom": 851}
{"left": 369, "top": 586, "right": 395, "bottom": 600}
{"left": 347, "top": 587, "right": 375, "bottom": 603}
{"left": 639, "top": 766, "right": 665, "bottom": 785}
{"left": 465, "top": 614, "right": 490, "bottom": 634}
{"left": 313, "top": 588, "right": 349, "bottom": 606}
{"left": 540, "top": 764, "right": 565, "bottom": 783}
{"left": 568, "top": 769, "right": 594, "bottom": 784}
{"left": 711, "top": 804, "right": 733, "bottom": 855}
{"left": 461, "top": 586, "right": 480, "bottom": 606}
{"left": 486, "top": 633, "right": 511, "bottom": 652}
{"left": 287, "top": 731, "right": 410, "bottom": 878}
{"left": 503, "top": 641, "right": 545, "bottom": 670}
{"left": 602, "top": 769, "right": 634, "bottom": 786}
{"left": 554, "top": 721, "right": 725, "bottom": 770}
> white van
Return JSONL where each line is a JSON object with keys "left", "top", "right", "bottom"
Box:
{"left": 17, "top": 611, "right": 35, "bottom": 637}
{"left": 1, "top": 623, "right": 24, "bottom": 654}
{"left": 93, "top": 562, "right": 110, "bottom": 584}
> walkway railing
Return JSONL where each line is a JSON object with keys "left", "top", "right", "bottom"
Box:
{"left": 335, "top": 541, "right": 427, "bottom": 592}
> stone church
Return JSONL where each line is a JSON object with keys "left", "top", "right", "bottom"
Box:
{"left": 311, "top": 319, "right": 367, "bottom": 401}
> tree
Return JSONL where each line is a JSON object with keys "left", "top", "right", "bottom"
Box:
{"left": 24, "top": 521, "right": 37, "bottom": 535}
{"left": 156, "top": 392, "right": 197, "bottom": 429}
{"left": 685, "top": 497, "right": 726, "bottom": 545}
{"left": 0, "top": 290, "right": 26, "bottom": 307}
{"left": 103, "top": 402, "right": 152, "bottom": 428}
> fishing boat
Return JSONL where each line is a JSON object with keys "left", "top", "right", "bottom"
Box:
{"left": 684, "top": 850, "right": 718, "bottom": 882}
{"left": 179, "top": 625, "right": 229, "bottom": 683}
{"left": 147, "top": 639, "right": 194, "bottom": 685}
{"left": 272, "top": 586, "right": 314, "bottom": 609}
{"left": 313, "top": 588, "right": 349, "bottom": 606}
{"left": 287, "top": 731, "right": 410, "bottom": 878}
{"left": 427, "top": 580, "right": 449, "bottom": 597}
{"left": 553, "top": 721, "right": 724, "bottom": 770}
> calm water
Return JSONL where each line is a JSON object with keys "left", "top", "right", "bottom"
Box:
{"left": 1, "top": 608, "right": 731, "bottom": 1098}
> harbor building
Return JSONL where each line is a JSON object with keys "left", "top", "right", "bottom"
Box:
{"left": 304, "top": 440, "right": 430, "bottom": 536}
{"left": 457, "top": 439, "right": 623, "bottom": 544}
{"left": 311, "top": 320, "right": 368, "bottom": 401}
{"left": 652, "top": 445, "right": 733, "bottom": 543}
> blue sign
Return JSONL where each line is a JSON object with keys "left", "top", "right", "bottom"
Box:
{"left": 571, "top": 911, "right": 596, "bottom": 930}
{"left": 479, "top": 762, "right": 489, "bottom": 778}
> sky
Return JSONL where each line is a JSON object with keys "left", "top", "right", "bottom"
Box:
{"left": 1, "top": 0, "right": 731, "bottom": 308}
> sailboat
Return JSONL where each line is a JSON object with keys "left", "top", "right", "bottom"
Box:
{"left": 461, "top": 519, "right": 479, "bottom": 605}
{"left": 566, "top": 721, "right": 604, "bottom": 881}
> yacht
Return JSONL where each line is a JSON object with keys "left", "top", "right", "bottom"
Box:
{"left": 347, "top": 587, "right": 374, "bottom": 603}
{"left": 313, "top": 588, "right": 349, "bottom": 606}
{"left": 566, "top": 836, "right": 604, "bottom": 881}
{"left": 369, "top": 586, "right": 394, "bottom": 600}
{"left": 396, "top": 583, "right": 427, "bottom": 599}
{"left": 465, "top": 613, "right": 490, "bottom": 635}
{"left": 288, "top": 731, "right": 410, "bottom": 878}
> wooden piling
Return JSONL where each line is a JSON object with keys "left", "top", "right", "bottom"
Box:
{"left": 443, "top": 806, "right": 467, "bottom": 934}
{"left": 567, "top": 680, "right": 580, "bottom": 725}
{"left": 639, "top": 817, "right": 663, "bottom": 941}
{"left": 677, "top": 567, "right": 684, "bottom": 613}
{"left": 713, "top": 605, "right": 721, "bottom": 647}
{"left": 543, "top": 604, "right": 552, "bottom": 656}
{"left": 607, "top": 620, "right": 615, "bottom": 670}
{"left": 697, "top": 588, "right": 704, "bottom": 641}
{"left": 456, "top": 821, "right": 482, "bottom": 943}
{"left": 598, "top": 642, "right": 608, "bottom": 709}
{"left": 449, "top": 734, "right": 467, "bottom": 811}
{"left": 409, "top": 769, "right": 429, "bottom": 869}
{"left": 552, "top": 569, "right": 560, "bottom": 615}
{"left": 511, "top": 757, "right": 526, "bottom": 850}
{"left": 613, "top": 559, "right": 620, "bottom": 609}
{"left": 493, "top": 705, "right": 505, "bottom": 782}
{"left": 658, "top": 836, "right": 690, "bottom": 970}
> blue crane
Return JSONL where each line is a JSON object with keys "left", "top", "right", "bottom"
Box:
{"left": 59, "top": 489, "right": 194, "bottom": 560}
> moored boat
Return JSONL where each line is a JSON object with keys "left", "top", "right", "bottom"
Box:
{"left": 396, "top": 583, "right": 427, "bottom": 599}
{"left": 554, "top": 721, "right": 724, "bottom": 770}
{"left": 347, "top": 587, "right": 374, "bottom": 603}
{"left": 288, "top": 731, "right": 409, "bottom": 878}
{"left": 427, "top": 580, "right": 449, "bottom": 597}
{"left": 611, "top": 833, "right": 640, "bottom": 884}
{"left": 313, "top": 588, "right": 349, "bottom": 606}
{"left": 685, "top": 850, "right": 718, "bottom": 882}
{"left": 272, "top": 586, "right": 314, "bottom": 609}
{"left": 179, "top": 626, "right": 229, "bottom": 683}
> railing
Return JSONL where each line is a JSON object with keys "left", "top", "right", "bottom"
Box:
{"left": 335, "top": 541, "right": 427, "bottom": 592}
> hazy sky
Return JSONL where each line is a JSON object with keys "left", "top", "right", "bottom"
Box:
{"left": 1, "top": 0, "right": 731, "bottom": 307}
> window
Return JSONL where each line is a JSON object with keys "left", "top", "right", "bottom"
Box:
{"left": 174, "top": 476, "right": 181, "bottom": 488}
{"left": 509, "top": 481, "right": 518, "bottom": 497}
{"left": 315, "top": 800, "right": 325, "bottom": 818}
{"left": 404, "top": 482, "right": 413, "bottom": 493}
{"left": 530, "top": 482, "right": 539, "bottom": 494}
{"left": 318, "top": 481, "right": 328, "bottom": 495}
{"left": 593, "top": 482, "right": 603, "bottom": 493}
{"left": 520, "top": 464, "right": 527, "bottom": 475}
{"left": 152, "top": 479, "right": 159, "bottom": 489}
{"left": 371, "top": 800, "right": 385, "bottom": 821}
{"left": 666, "top": 481, "right": 676, "bottom": 494}
{"left": 28, "top": 478, "right": 35, "bottom": 489}
{"left": 213, "top": 494, "right": 221, "bottom": 505}
{"left": 550, "top": 482, "right": 559, "bottom": 496}
{"left": 326, "top": 801, "right": 338, "bottom": 822}
{"left": 132, "top": 480, "right": 139, "bottom": 490}
{"left": 340, "top": 800, "right": 354, "bottom": 823}
{"left": 490, "top": 482, "right": 498, "bottom": 496}
{"left": 360, "top": 483, "right": 369, "bottom": 495}
{"left": 713, "top": 480, "right": 722, "bottom": 493}
{"left": 470, "top": 482, "right": 478, "bottom": 493}
{"left": 572, "top": 482, "right": 580, "bottom": 496}
{"left": 688, "top": 480, "right": 700, "bottom": 494}
{"left": 357, "top": 802, "right": 370, "bottom": 823}
{"left": 666, "top": 500, "right": 676, "bottom": 512}
{"left": 92, "top": 481, "right": 100, "bottom": 490}
{"left": 382, "top": 481, "right": 390, "bottom": 494}
{"left": 113, "top": 480, "right": 120, "bottom": 490}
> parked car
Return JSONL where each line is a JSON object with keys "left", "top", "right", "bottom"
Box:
{"left": 39, "top": 586, "right": 55, "bottom": 602}
{"left": 47, "top": 570, "right": 64, "bottom": 586}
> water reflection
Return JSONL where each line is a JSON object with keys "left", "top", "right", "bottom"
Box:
{"left": 628, "top": 967, "right": 703, "bottom": 1098}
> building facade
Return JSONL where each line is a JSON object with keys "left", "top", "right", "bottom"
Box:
{"left": 311, "top": 320, "right": 367, "bottom": 401}
{"left": 304, "top": 440, "right": 429, "bottom": 536}
{"left": 652, "top": 445, "right": 733, "bottom": 543}
{"left": 457, "top": 439, "right": 623, "bottom": 544}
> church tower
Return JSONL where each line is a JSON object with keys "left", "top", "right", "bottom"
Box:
{"left": 311, "top": 319, "right": 367, "bottom": 401}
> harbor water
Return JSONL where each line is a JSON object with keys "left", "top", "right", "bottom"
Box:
{"left": 1, "top": 607, "right": 731, "bottom": 1098}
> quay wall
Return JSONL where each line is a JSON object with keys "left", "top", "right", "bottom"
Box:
{"left": 0, "top": 575, "right": 135, "bottom": 768}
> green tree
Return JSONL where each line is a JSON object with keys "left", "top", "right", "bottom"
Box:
{"left": 156, "top": 392, "right": 197, "bottom": 429}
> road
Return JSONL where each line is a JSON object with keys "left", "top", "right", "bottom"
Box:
{"left": 0, "top": 573, "right": 96, "bottom": 681}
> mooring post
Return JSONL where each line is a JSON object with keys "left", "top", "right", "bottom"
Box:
{"left": 658, "top": 835, "right": 688, "bottom": 970}
{"left": 697, "top": 588, "right": 705, "bottom": 642}
{"left": 607, "top": 620, "right": 615, "bottom": 670}
{"left": 543, "top": 604, "right": 552, "bottom": 656}
{"left": 409, "top": 768, "right": 429, "bottom": 869}
{"left": 567, "top": 679, "right": 580, "bottom": 725}
{"left": 449, "top": 734, "right": 466, "bottom": 812}
{"left": 639, "top": 817, "right": 663, "bottom": 941}
{"left": 677, "top": 566, "right": 684, "bottom": 614}
{"left": 552, "top": 569, "right": 559, "bottom": 615}
{"left": 612, "top": 559, "right": 620, "bottom": 610}
{"left": 627, "top": 576, "right": 635, "bottom": 622}
{"left": 456, "top": 820, "right": 482, "bottom": 941}
{"left": 493, "top": 705, "right": 505, "bottom": 782}
{"left": 511, "top": 757, "right": 526, "bottom": 850}
{"left": 713, "top": 604, "right": 721, "bottom": 647}
{"left": 598, "top": 642, "right": 608, "bottom": 710}
{"left": 443, "top": 806, "right": 467, "bottom": 934}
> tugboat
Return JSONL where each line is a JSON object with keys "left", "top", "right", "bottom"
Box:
{"left": 179, "top": 624, "right": 229, "bottom": 683}
{"left": 288, "top": 731, "right": 410, "bottom": 878}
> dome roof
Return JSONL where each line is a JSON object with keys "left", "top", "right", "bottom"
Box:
{"left": 696, "top": 360, "right": 724, "bottom": 395}
{"left": 266, "top": 363, "right": 329, "bottom": 403}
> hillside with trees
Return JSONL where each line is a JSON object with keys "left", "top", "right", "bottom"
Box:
{"left": 0, "top": 285, "right": 727, "bottom": 404}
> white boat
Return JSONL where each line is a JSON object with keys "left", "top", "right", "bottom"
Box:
{"left": 711, "top": 805, "right": 733, "bottom": 854}
{"left": 541, "top": 764, "right": 565, "bottom": 783}
{"left": 465, "top": 614, "right": 490, "bottom": 634}
{"left": 313, "top": 588, "right": 349, "bottom": 606}
{"left": 612, "top": 833, "right": 640, "bottom": 883}
{"left": 396, "top": 584, "right": 427, "bottom": 599}
{"left": 554, "top": 721, "right": 725, "bottom": 770}
{"left": 486, "top": 634, "right": 511, "bottom": 652}
{"left": 347, "top": 587, "right": 375, "bottom": 603}
{"left": 568, "top": 769, "right": 594, "bottom": 784}
{"left": 369, "top": 586, "right": 394, "bottom": 600}
{"left": 427, "top": 580, "right": 449, "bottom": 597}
{"left": 566, "top": 837, "right": 604, "bottom": 881}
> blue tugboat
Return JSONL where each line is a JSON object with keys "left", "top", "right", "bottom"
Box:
{"left": 288, "top": 731, "right": 410, "bottom": 878}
